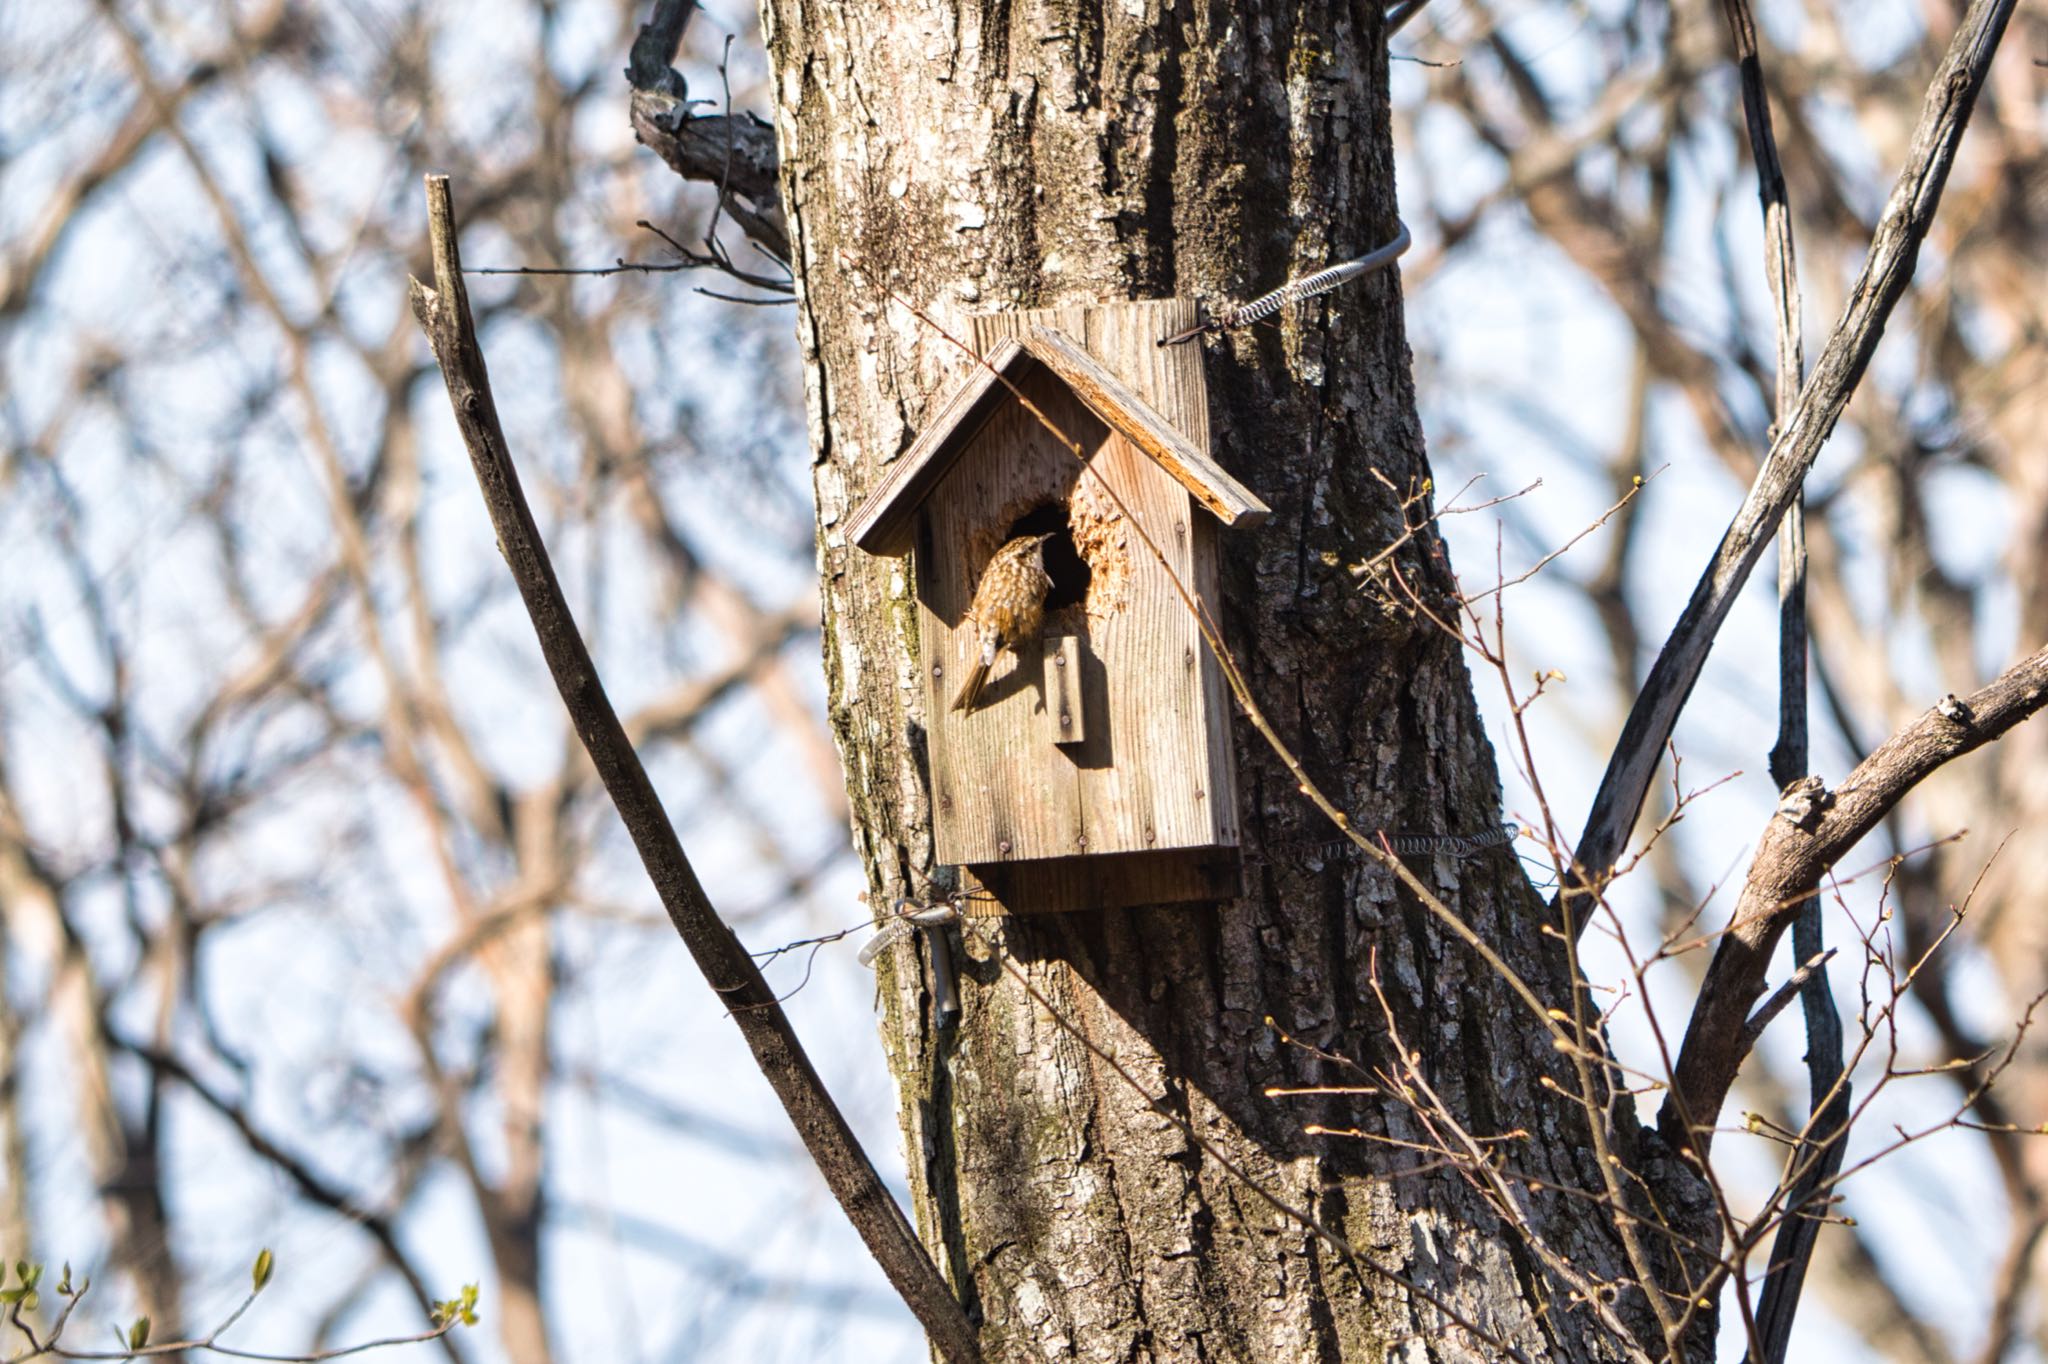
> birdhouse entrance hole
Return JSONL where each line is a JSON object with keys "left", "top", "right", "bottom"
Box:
{"left": 1005, "top": 504, "right": 1089, "bottom": 612}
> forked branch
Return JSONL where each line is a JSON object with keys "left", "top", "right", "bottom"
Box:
{"left": 1565, "top": 0, "right": 2018, "bottom": 907}
{"left": 1662, "top": 646, "right": 2048, "bottom": 1155}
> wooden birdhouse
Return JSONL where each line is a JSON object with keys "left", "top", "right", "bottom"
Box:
{"left": 845, "top": 301, "right": 1267, "bottom": 913}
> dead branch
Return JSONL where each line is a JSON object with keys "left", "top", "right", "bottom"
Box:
{"left": 1707, "top": 0, "right": 1846, "bottom": 1342}
{"left": 625, "top": 0, "right": 789, "bottom": 262}
{"left": 406, "top": 174, "right": 977, "bottom": 1364}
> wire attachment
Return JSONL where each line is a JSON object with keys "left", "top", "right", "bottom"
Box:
{"left": 860, "top": 897, "right": 967, "bottom": 1030}
{"left": 858, "top": 897, "right": 961, "bottom": 967}
{"left": 1160, "top": 219, "right": 1413, "bottom": 346}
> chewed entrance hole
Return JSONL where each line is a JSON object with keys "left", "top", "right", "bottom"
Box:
{"left": 1007, "top": 504, "right": 1090, "bottom": 611}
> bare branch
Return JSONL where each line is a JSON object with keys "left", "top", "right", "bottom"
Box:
{"left": 625, "top": 2, "right": 789, "bottom": 262}
{"left": 1662, "top": 645, "right": 2048, "bottom": 1153}
{"left": 107, "top": 1037, "right": 453, "bottom": 1351}
{"left": 1565, "top": 0, "right": 2019, "bottom": 904}
{"left": 406, "top": 175, "right": 977, "bottom": 1364}
{"left": 1706, "top": 0, "right": 1849, "bottom": 1343}
{"left": 1738, "top": 949, "right": 1837, "bottom": 1056}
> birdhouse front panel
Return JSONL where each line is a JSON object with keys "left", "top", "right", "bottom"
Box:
{"left": 917, "top": 302, "right": 1240, "bottom": 870}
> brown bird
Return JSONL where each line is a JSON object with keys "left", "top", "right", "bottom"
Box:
{"left": 951, "top": 532, "right": 1055, "bottom": 713}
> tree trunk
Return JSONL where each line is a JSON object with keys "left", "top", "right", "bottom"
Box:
{"left": 760, "top": 4, "right": 1712, "bottom": 1358}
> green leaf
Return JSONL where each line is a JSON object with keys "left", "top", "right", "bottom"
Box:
{"left": 56, "top": 1263, "right": 71, "bottom": 1296}
{"left": 128, "top": 1315, "right": 150, "bottom": 1349}
{"left": 251, "top": 1248, "right": 274, "bottom": 1293}
{"left": 19, "top": 1290, "right": 34, "bottom": 1314}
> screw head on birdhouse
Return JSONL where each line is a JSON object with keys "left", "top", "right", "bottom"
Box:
{"left": 846, "top": 301, "right": 1265, "bottom": 912}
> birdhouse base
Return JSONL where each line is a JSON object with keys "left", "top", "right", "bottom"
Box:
{"left": 958, "top": 848, "right": 1242, "bottom": 916}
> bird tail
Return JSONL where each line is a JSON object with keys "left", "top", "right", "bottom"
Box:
{"left": 950, "top": 659, "right": 992, "bottom": 713}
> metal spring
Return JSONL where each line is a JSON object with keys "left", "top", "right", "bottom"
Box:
{"left": 1160, "top": 219, "right": 1413, "bottom": 346}
{"left": 1379, "top": 822, "right": 1518, "bottom": 857}
{"left": 1291, "top": 822, "right": 1520, "bottom": 863}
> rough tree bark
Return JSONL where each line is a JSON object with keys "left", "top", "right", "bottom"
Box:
{"left": 757, "top": 4, "right": 1711, "bottom": 1358}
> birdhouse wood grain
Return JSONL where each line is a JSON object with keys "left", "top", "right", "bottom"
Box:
{"left": 847, "top": 300, "right": 1265, "bottom": 913}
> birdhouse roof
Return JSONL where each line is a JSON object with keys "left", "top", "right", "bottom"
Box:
{"left": 845, "top": 324, "right": 1271, "bottom": 556}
